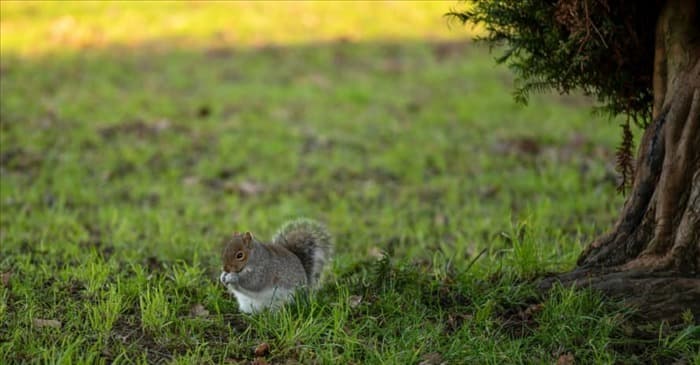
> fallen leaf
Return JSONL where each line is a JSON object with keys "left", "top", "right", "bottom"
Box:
{"left": 367, "top": 247, "right": 384, "bottom": 259}
{"left": 153, "top": 119, "right": 171, "bottom": 132}
{"left": 1, "top": 271, "right": 11, "bottom": 287}
{"left": 479, "top": 185, "right": 501, "bottom": 198}
{"left": 254, "top": 342, "right": 270, "bottom": 357}
{"left": 522, "top": 303, "right": 544, "bottom": 318}
{"left": 433, "top": 213, "right": 448, "bottom": 227}
{"left": 115, "top": 334, "right": 129, "bottom": 342}
{"left": 348, "top": 295, "right": 363, "bottom": 308}
{"left": 236, "top": 180, "right": 265, "bottom": 196}
{"left": 492, "top": 137, "right": 541, "bottom": 156}
{"left": 33, "top": 318, "right": 62, "bottom": 329}
{"left": 419, "top": 352, "right": 444, "bottom": 365}
{"left": 446, "top": 313, "right": 473, "bottom": 332}
{"left": 182, "top": 176, "right": 199, "bottom": 186}
{"left": 252, "top": 356, "right": 268, "bottom": 365}
{"left": 190, "top": 304, "right": 209, "bottom": 317}
{"left": 557, "top": 352, "right": 575, "bottom": 365}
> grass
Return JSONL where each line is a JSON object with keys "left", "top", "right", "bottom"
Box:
{"left": 1, "top": 1, "right": 698, "bottom": 364}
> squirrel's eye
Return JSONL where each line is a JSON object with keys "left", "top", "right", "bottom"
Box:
{"left": 235, "top": 252, "right": 245, "bottom": 260}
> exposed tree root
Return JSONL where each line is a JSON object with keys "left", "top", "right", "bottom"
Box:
{"left": 538, "top": 269, "right": 700, "bottom": 323}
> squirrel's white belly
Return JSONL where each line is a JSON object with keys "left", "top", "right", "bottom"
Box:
{"left": 229, "top": 286, "right": 295, "bottom": 314}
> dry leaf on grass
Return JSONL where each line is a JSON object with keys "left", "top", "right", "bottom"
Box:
{"left": 433, "top": 212, "right": 448, "bottom": 227}
{"left": 254, "top": 342, "right": 270, "bottom": 357}
{"left": 1, "top": 271, "right": 11, "bottom": 287}
{"left": 556, "top": 352, "right": 575, "bottom": 365}
{"left": 367, "top": 247, "right": 385, "bottom": 259}
{"left": 190, "top": 304, "right": 210, "bottom": 317}
{"left": 419, "top": 352, "right": 445, "bottom": 365}
{"left": 522, "top": 303, "right": 544, "bottom": 317}
{"left": 182, "top": 176, "right": 199, "bottom": 186}
{"left": 251, "top": 357, "right": 268, "bottom": 365}
{"left": 348, "top": 295, "right": 363, "bottom": 308}
{"left": 33, "top": 318, "right": 62, "bottom": 329}
{"left": 237, "top": 180, "right": 265, "bottom": 196}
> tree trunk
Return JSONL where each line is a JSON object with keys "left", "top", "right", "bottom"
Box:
{"left": 540, "top": 0, "right": 700, "bottom": 323}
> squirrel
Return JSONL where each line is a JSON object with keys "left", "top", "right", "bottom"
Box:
{"left": 219, "top": 218, "right": 333, "bottom": 313}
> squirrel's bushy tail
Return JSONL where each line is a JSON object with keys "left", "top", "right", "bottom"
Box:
{"left": 273, "top": 218, "right": 332, "bottom": 286}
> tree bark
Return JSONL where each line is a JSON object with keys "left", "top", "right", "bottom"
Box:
{"left": 540, "top": 0, "right": 700, "bottom": 323}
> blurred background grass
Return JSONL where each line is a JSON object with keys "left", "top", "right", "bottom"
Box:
{"left": 0, "top": 0, "right": 623, "bottom": 276}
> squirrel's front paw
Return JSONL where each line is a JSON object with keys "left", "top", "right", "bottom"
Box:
{"left": 220, "top": 271, "right": 239, "bottom": 285}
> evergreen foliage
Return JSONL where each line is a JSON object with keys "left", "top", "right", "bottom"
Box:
{"left": 447, "top": 0, "right": 662, "bottom": 124}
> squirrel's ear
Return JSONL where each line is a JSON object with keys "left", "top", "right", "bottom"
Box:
{"left": 243, "top": 232, "right": 253, "bottom": 247}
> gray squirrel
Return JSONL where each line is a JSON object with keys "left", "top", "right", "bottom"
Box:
{"left": 219, "top": 219, "right": 333, "bottom": 313}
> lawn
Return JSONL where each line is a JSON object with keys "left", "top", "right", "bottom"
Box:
{"left": 1, "top": 1, "right": 698, "bottom": 364}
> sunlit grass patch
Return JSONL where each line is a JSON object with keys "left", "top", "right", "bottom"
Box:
{"left": 139, "top": 285, "right": 174, "bottom": 333}
{"left": 0, "top": 1, "right": 474, "bottom": 55}
{"left": 86, "top": 285, "right": 125, "bottom": 337}
{"left": 168, "top": 260, "right": 206, "bottom": 291}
